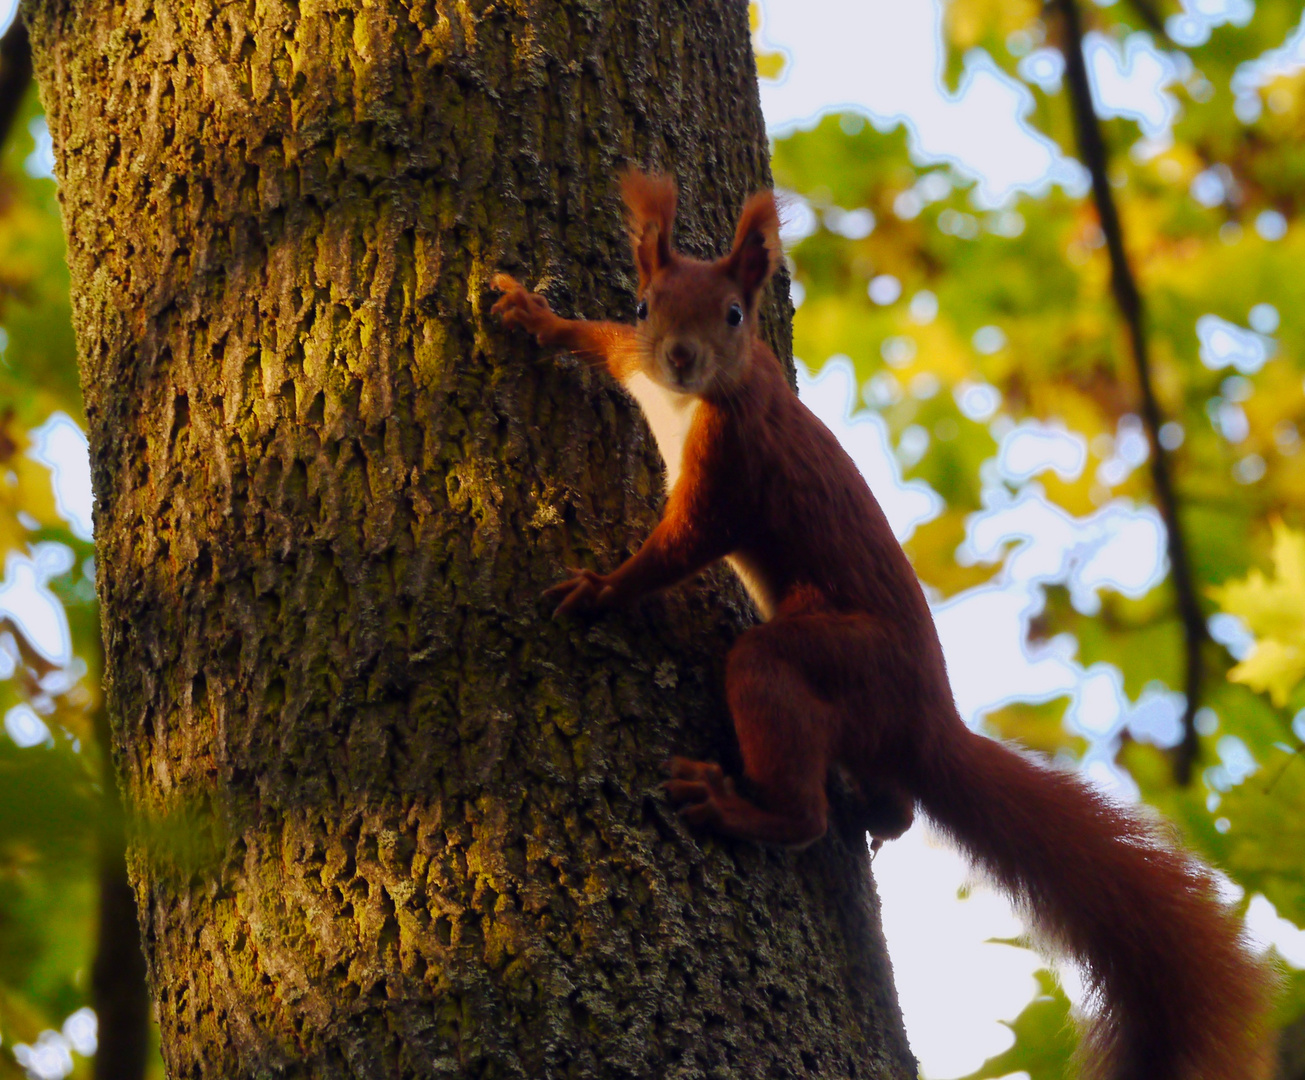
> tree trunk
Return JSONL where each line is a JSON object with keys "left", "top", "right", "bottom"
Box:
{"left": 24, "top": 1, "right": 914, "bottom": 1076}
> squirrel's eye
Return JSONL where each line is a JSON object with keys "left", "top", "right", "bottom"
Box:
{"left": 636, "top": 299, "right": 648, "bottom": 320}
{"left": 727, "top": 302, "right": 744, "bottom": 327}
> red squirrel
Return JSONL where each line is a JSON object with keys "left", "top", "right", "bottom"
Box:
{"left": 491, "top": 170, "right": 1275, "bottom": 1080}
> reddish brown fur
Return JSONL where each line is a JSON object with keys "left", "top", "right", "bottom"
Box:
{"left": 725, "top": 191, "right": 783, "bottom": 296}
{"left": 492, "top": 172, "right": 1276, "bottom": 1079}
{"left": 621, "top": 170, "right": 677, "bottom": 288}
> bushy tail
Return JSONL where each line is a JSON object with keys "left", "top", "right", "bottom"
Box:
{"left": 922, "top": 725, "right": 1276, "bottom": 1080}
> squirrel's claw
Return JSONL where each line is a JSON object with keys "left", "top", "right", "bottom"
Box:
{"left": 663, "top": 758, "right": 734, "bottom": 829}
{"left": 543, "top": 568, "right": 612, "bottom": 617}
{"left": 490, "top": 273, "right": 557, "bottom": 341}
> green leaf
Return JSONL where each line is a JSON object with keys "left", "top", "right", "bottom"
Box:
{"left": 958, "top": 969, "right": 1078, "bottom": 1080}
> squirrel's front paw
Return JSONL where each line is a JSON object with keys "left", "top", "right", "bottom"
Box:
{"left": 491, "top": 274, "right": 559, "bottom": 342}
{"left": 543, "top": 567, "right": 615, "bottom": 617}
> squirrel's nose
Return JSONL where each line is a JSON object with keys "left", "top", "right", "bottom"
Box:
{"left": 668, "top": 343, "right": 696, "bottom": 374}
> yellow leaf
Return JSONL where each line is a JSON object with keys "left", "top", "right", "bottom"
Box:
{"left": 749, "top": 3, "right": 788, "bottom": 82}
{"left": 1227, "top": 640, "right": 1305, "bottom": 708}
{"left": 1212, "top": 521, "right": 1305, "bottom": 706}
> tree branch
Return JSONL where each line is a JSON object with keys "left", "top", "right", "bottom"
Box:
{"left": 91, "top": 704, "right": 151, "bottom": 1080}
{"left": 1054, "top": 0, "right": 1207, "bottom": 784}
{"left": 1125, "top": 0, "right": 1174, "bottom": 43}
{"left": 0, "top": 17, "right": 32, "bottom": 159}
{"left": 1277, "top": 1008, "right": 1305, "bottom": 1080}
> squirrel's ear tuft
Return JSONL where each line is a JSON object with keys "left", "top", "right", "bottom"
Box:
{"left": 621, "top": 169, "right": 678, "bottom": 288}
{"left": 724, "top": 190, "right": 781, "bottom": 302}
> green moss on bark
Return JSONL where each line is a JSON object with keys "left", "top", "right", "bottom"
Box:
{"left": 25, "top": 0, "right": 915, "bottom": 1076}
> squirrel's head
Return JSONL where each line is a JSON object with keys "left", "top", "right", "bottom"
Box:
{"left": 621, "top": 169, "right": 781, "bottom": 396}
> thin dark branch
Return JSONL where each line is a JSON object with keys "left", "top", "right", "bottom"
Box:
{"left": 91, "top": 706, "right": 151, "bottom": 1080}
{"left": 91, "top": 853, "right": 151, "bottom": 1080}
{"left": 0, "top": 17, "right": 32, "bottom": 158}
{"left": 1125, "top": 0, "right": 1173, "bottom": 43}
{"left": 0, "top": 613, "right": 59, "bottom": 676}
{"left": 1054, "top": 0, "right": 1207, "bottom": 785}
{"left": 1278, "top": 1007, "right": 1305, "bottom": 1080}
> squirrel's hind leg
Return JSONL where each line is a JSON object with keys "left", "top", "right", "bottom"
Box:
{"left": 664, "top": 615, "right": 866, "bottom": 847}
{"left": 665, "top": 610, "right": 911, "bottom": 849}
{"left": 663, "top": 756, "right": 829, "bottom": 847}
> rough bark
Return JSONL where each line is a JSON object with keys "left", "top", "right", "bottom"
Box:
{"left": 24, "top": 1, "right": 914, "bottom": 1077}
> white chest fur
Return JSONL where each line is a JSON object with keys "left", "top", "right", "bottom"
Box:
{"left": 621, "top": 371, "right": 776, "bottom": 622}
{"left": 621, "top": 371, "right": 701, "bottom": 492}
{"left": 725, "top": 553, "right": 776, "bottom": 621}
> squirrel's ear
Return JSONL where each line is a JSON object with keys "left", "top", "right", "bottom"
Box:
{"left": 724, "top": 190, "right": 781, "bottom": 302}
{"left": 621, "top": 169, "right": 677, "bottom": 289}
